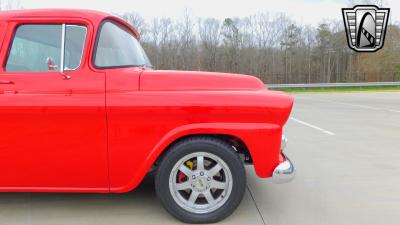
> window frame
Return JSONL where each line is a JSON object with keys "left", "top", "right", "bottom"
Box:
{"left": 4, "top": 23, "right": 87, "bottom": 73}
{"left": 63, "top": 24, "right": 88, "bottom": 71}
{"left": 92, "top": 19, "right": 148, "bottom": 70}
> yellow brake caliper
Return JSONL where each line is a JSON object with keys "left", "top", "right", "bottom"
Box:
{"left": 178, "top": 160, "right": 194, "bottom": 184}
{"left": 186, "top": 160, "right": 194, "bottom": 170}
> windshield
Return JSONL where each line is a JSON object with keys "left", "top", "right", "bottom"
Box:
{"left": 94, "top": 21, "right": 152, "bottom": 68}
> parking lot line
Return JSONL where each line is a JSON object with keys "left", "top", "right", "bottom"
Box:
{"left": 289, "top": 117, "right": 336, "bottom": 136}
{"left": 325, "top": 100, "right": 400, "bottom": 113}
{"left": 296, "top": 95, "right": 400, "bottom": 113}
{"left": 246, "top": 185, "right": 267, "bottom": 225}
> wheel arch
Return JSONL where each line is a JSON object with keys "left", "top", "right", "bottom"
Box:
{"left": 154, "top": 134, "right": 253, "bottom": 167}
{"left": 110, "top": 122, "right": 281, "bottom": 193}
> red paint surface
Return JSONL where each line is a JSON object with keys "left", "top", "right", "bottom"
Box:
{"left": 0, "top": 9, "right": 293, "bottom": 193}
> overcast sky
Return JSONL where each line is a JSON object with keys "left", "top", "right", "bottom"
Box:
{"left": 12, "top": 0, "right": 400, "bottom": 25}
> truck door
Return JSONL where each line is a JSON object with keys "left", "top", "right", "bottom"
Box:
{"left": 0, "top": 23, "right": 108, "bottom": 191}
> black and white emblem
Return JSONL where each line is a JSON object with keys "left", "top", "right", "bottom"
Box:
{"left": 342, "top": 5, "right": 390, "bottom": 52}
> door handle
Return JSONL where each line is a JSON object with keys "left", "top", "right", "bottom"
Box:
{"left": 0, "top": 80, "right": 14, "bottom": 85}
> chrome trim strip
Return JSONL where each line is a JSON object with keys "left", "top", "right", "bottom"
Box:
{"left": 60, "top": 24, "right": 66, "bottom": 73}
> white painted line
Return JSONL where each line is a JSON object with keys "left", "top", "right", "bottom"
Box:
{"left": 332, "top": 101, "right": 380, "bottom": 110}
{"left": 297, "top": 96, "right": 400, "bottom": 113}
{"left": 290, "top": 117, "right": 336, "bottom": 136}
{"left": 388, "top": 109, "right": 400, "bottom": 113}
{"left": 328, "top": 101, "right": 400, "bottom": 113}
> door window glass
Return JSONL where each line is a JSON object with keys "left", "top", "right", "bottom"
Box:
{"left": 6, "top": 25, "right": 62, "bottom": 72}
{"left": 5, "top": 24, "right": 87, "bottom": 72}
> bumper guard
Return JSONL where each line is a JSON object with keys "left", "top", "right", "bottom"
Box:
{"left": 272, "top": 135, "right": 295, "bottom": 183}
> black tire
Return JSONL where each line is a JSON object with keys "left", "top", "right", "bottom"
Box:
{"left": 155, "top": 137, "right": 246, "bottom": 224}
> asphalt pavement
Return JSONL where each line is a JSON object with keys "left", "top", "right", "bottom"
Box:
{"left": 1, "top": 91, "right": 399, "bottom": 225}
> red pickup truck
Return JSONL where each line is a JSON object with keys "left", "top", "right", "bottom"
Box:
{"left": 0, "top": 9, "right": 294, "bottom": 223}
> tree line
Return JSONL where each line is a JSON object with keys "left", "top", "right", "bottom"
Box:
{"left": 119, "top": 10, "right": 400, "bottom": 84}
{"left": 2, "top": 0, "right": 399, "bottom": 84}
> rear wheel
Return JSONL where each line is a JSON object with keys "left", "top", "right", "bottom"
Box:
{"left": 155, "top": 137, "right": 246, "bottom": 223}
